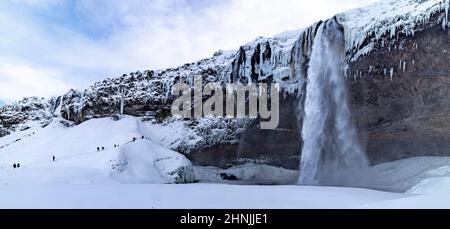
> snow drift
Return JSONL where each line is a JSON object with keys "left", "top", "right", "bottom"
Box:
{"left": 116, "top": 140, "right": 194, "bottom": 184}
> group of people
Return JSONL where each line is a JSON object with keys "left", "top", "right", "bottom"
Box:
{"left": 12, "top": 155, "right": 56, "bottom": 169}
{"left": 132, "top": 136, "right": 145, "bottom": 142}
{"left": 9, "top": 136, "right": 148, "bottom": 170}
{"left": 98, "top": 136, "right": 146, "bottom": 151}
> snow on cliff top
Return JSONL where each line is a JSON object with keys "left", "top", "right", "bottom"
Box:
{"left": 340, "top": 0, "right": 450, "bottom": 61}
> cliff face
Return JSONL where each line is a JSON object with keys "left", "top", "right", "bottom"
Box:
{"left": 190, "top": 0, "right": 450, "bottom": 170}
{"left": 2, "top": 0, "right": 450, "bottom": 176}
{"left": 349, "top": 13, "right": 450, "bottom": 164}
{"left": 190, "top": 94, "right": 301, "bottom": 170}
{"left": 0, "top": 97, "right": 61, "bottom": 137}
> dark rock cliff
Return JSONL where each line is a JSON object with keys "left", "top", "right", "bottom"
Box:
{"left": 349, "top": 12, "right": 450, "bottom": 165}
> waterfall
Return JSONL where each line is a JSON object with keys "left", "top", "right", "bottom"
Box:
{"left": 298, "top": 20, "right": 368, "bottom": 186}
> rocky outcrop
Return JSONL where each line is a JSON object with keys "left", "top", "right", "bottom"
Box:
{"left": 349, "top": 12, "right": 450, "bottom": 164}
{"left": 0, "top": 97, "right": 60, "bottom": 137}
{"left": 61, "top": 71, "right": 171, "bottom": 124}
{"left": 190, "top": 93, "right": 301, "bottom": 170}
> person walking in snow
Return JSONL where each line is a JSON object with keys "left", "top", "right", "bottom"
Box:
{"left": 97, "top": 147, "right": 100, "bottom": 151}
{"left": 17, "top": 163, "right": 20, "bottom": 168}
{"left": 13, "top": 163, "right": 16, "bottom": 169}
{"left": 102, "top": 147, "right": 105, "bottom": 151}
{"left": 53, "top": 155, "right": 56, "bottom": 162}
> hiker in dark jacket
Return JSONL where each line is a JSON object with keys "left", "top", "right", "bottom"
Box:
{"left": 97, "top": 147, "right": 100, "bottom": 151}
{"left": 17, "top": 163, "right": 20, "bottom": 168}
{"left": 53, "top": 155, "right": 56, "bottom": 162}
{"left": 102, "top": 147, "right": 105, "bottom": 151}
{"left": 13, "top": 164, "right": 16, "bottom": 169}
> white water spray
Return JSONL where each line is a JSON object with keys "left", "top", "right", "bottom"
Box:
{"left": 299, "top": 20, "right": 368, "bottom": 186}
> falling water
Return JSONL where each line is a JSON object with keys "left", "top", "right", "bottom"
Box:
{"left": 298, "top": 20, "right": 369, "bottom": 186}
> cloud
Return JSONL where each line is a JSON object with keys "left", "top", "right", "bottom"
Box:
{"left": 0, "top": 0, "right": 379, "bottom": 101}
{"left": 0, "top": 62, "right": 70, "bottom": 101}
{"left": 10, "top": 0, "right": 63, "bottom": 9}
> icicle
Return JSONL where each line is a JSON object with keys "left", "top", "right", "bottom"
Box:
{"left": 120, "top": 89, "right": 125, "bottom": 116}
{"left": 66, "top": 106, "right": 71, "bottom": 120}
{"left": 344, "top": 64, "right": 349, "bottom": 78}
{"left": 390, "top": 26, "right": 396, "bottom": 38}
{"left": 390, "top": 68, "right": 394, "bottom": 81}
{"left": 445, "top": 0, "right": 450, "bottom": 29}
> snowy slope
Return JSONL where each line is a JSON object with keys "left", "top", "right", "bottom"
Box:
{"left": 408, "top": 177, "right": 450, "bottom": 194}
{"left": 368, "top": 157, "right": 450, "bottom": 192}
{"left": 115, "top": 140, "right": 194, "bottom": 184}
{"left": 0, "top": 116, "right": 194, "bottom": 184}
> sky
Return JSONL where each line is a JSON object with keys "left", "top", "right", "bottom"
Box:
{"left": 0, "top": 0, "right": 378, "bottom": 104}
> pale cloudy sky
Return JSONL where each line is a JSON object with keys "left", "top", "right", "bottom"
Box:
{"left": 0, "top": 0, "right": 378, "bottom": 103}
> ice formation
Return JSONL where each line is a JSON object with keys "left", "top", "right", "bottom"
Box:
{"left": 340, "top": 0, "right": 450, "bottom": 62}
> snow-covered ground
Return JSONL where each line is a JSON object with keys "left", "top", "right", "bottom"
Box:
{"left": 369, "top": 157, "right": 450, "bottom": 192}
{"left": 1, "top": 183, "right": 450, "bottom": 209}
{"left": 0, "top": 184, "right": 404, "bottom": 209}
{"left": 2, "top": 116, "right": 450, "bottom": 209}
{"left": 0, "top": 116, "right": 194, "bottom": 185}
